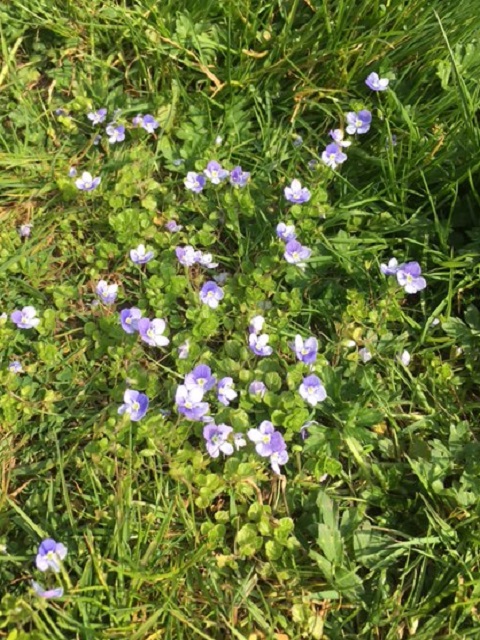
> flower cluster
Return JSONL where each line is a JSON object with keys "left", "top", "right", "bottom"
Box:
{"left": 175, "top": 364, "right": 235, "bottom": 422}
{"left": 380, "top": 259, "right": 427, "bottom": 294}
{"left": 184, "top": 161, "right": 250, "bottom": 193}
{"left": 275, "top": 221, "right": 312, "bottom": 269}
{"left": 319, "top": 72, "right": 388, "bottom": 171}
{"left": 175, "top": 246, "right": 218, "bottom": 268}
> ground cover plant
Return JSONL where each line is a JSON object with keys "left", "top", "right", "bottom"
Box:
{"left": 1, "top": 0, "right": 480, "bottom": 638}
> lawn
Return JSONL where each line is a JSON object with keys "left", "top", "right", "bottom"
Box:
{"left": 1, "top": 0, "right": 480, "bottom": 638}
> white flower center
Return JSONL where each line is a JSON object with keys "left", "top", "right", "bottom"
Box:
{"left": 132, "top": 401, "right": 140, "bottom": 411}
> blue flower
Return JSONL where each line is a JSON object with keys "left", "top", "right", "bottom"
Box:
{"left": 31, "top": 581, "right": 64, "bottom": 599}
{"left": 203, "top": 423, "right": 234, "bottom": 458}
{"left": 248, "top": 333, "right": 273, "bottom": 357}
{"left": 396, "top": 262, "right": 427, "bottom": 294}
{"left": 284, "top": 179, "right": 311, "bottom": 204}
{"left": 217, "top": 377, "right": 237, "bottom": 406}
{"left": 230, "top": 166, "right": 250, "bottom": 188}
{"left": 106, "top": 123, "right": 125, "bottom": 144}
{"left": 200, "top": 281, "right": 224, "bottom": 308}
{"left": 346, "top": 110, "right": 372, "bottom": 135}
{"left": 292, "top": 335, "right": 318, "bottom": 364}
{"left": 184, "top": 172, "right": 206, "bottom": 193}
{"left": 321, "top": 143, "right": 348, "bottom": 170}
{"left": 276, "top": 223, "right": 296, "bottom": 242}
{"left": 75, "top": 172, "right": 101, "bottom": 191}
{"left": 365, "top": 72, "right": 389, "bottom": 91}
{"left": 96, "top": 280, "right": 118, "bottom": 304}
{"left": 137, "top": 318, "right": 169, "bottom": 347}
{"left": 36, "top": 538, "right": 67, "bottom": 573}
{"left": 299, "top": 375, "right": 327, "bottom": 406}
{"left": 204, "top": 161, "right": 229, "bottom": 184}
{"left": 185, "top": 365, "right": 216, "bottom": 393}
{"left": 118, "top": 389, "right": 149, "bottom": 422}
{"left": 130, "top": 244, "right": 154, "bottom": 264}
{"left": 8, "top": 361, "right": 23, "bottom": 373}
{"left": 120, "top": 308, "right": 142, "bottom": 334}
{"left": 284, "top": 240, "right": 311, "bottom": 267}
{"left": 87, "top": 108, "right": 107, "bottom": 124}
{"left": 175, "top": 385, "right": 210, "bottom": 421}
{"left": 11, "top": 306, "right": 40, "bottom": 329}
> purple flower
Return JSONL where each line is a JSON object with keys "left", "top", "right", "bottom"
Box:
{"left": 346, "top": 110, "right": 372, "bottom": 135}
{"left": 284, "top": 240, "right": 311, "bottom": 267}
{"left": 233, "top": 433, "right": 247, "bottom": 450}
{"left": 140, "top": 114, "right": 159, "bottom": 133}
{"left": 176, "top": 245, "right": 198, "bottom": 267}
{"left": 204, "top": 161, "right": 229, "bottom": 184}
{"left": 249, "top": 315, "right": 265, "bottom": 334}
{"left": 359, "top": 347, "right": 372, "bottom": 363}
{"left": 137, "top": 318, "right": 169, "bottom": 347}
{"left": 185, "top": 364, "right": 216, "bottom": 393}
{"left": 203, "top": 423, "right": 234, "bottom": 458}
{"left": 270, "top": 447, "right": 288, "bottom": 475}
{"left": 284, "top": 179, "right": 311, "bottom": 204}
{"left": 200, "top": 281, "right": 224, "bottom": 308}
{"left": 329, "top": 129, "right": 352, "bottom": 147}
{"left": 18, "top": 224, "right": 32, "bottom": 237}
{"left": 292, "top": 335, "right": 318, "bottom": 364}
{"left": 184, "top": 172, "right": 206, "bottom": 193}
{"left": 130, "top": 244, "right": 154, "bottom": 264}
{"left": 96, "top": 280, "right": 118, "bottom": 304}
{"left": 11, "top": 306, "right": 40, "bottom": 329}
{"left": 276, "top": 223, "right": 296, "bottom": 242}
{"left": 249, "top": 380, "right": 266, "bottom": 397}
{"left": 396, "top": 262, "right": 427, "bottom": 294}
{"left": 8, "top": 361, "right": 23, "bottom": 373}
{"left": 175, "top": 385, "right": 210, "bottom": 421}
{"left": 365, "top": 72, "right": 389, "bottom": 91}
{"left": 165, "top": 220, "right": 183, "bottom": 232}
{"left": 75, "top": 172, "right": 101, "bottom": 191}
{"left": 87, "top": 108, "right": 107, "bottom": 124}
{"left": 68, "top": 167, "right": 77, "bottom": 177}
{"left": 35, "top": 538, "right": 68, "bottom": 573}
{"left": 299, "top": 375, "right": 327, "bottom": 406}
{"left": 247, "top": 421, "right": 276, "bottom": 456}
{"left": 120, "top": 308, "right": 142, "bottom": 334}
{"left": 31, "top": 581, "right": 64, "bottom": 599}
{"left": 178, "top": 339, "right": 190, "bottom": 360}
{"left": 230, "top": 166, "right": 250, "bottom": 188}
{"left": 249, "top": 333, "right": 273, "bottom": 357}
{"left": 380, "top": 258, "right": 399, "bottom": 276}
{"left": 197, "top": 252, "right": 218, "bottom": 268}
{"left": 106, "top": 123, "right": 125, "bottom": 144}
{"left": 217, "top": 377, "right": 237, "bottom": 406}
{"left": 118, "top": 389, "right": 149, "bottom": 422}
{"left": 321, "top": 143, "right": 348, "bottom": 170}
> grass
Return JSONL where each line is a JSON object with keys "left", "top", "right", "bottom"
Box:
{"left": 1, "top": 0, "right": 480, "bottom": 638}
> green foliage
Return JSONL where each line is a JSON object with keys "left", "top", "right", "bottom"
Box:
{"left": 1, "top": 0, "right": 480, "bottom": 638}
